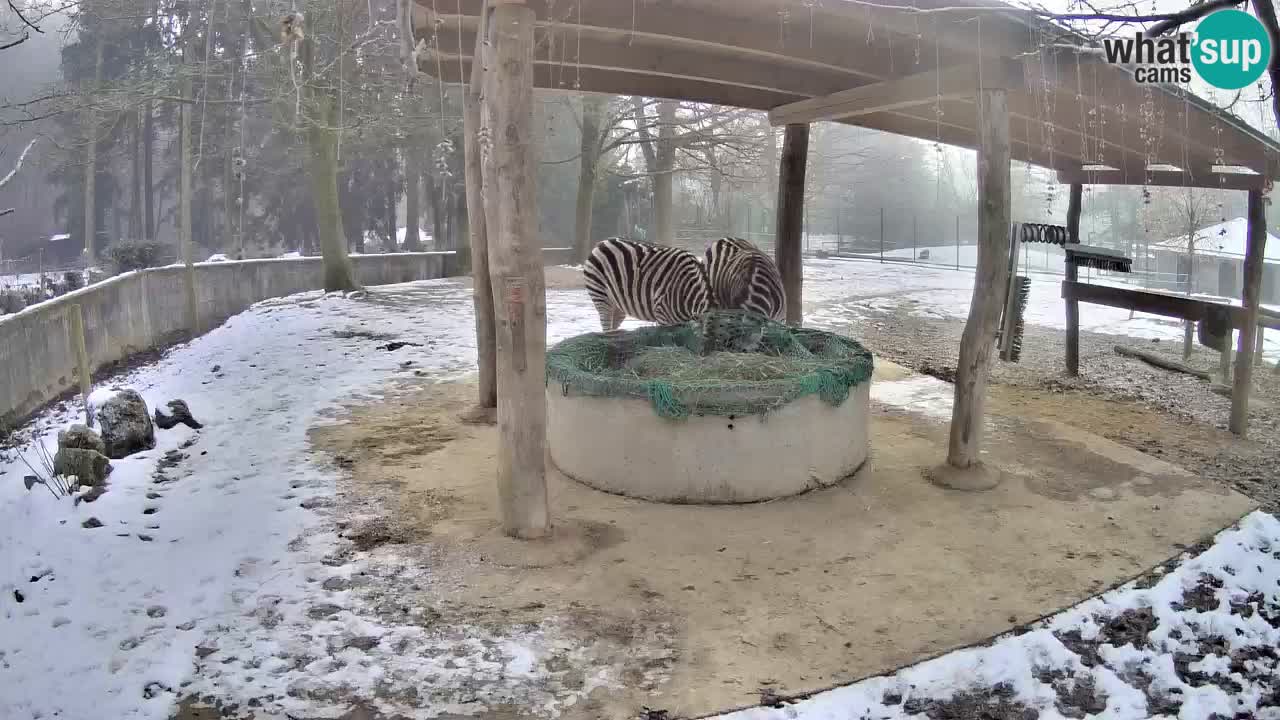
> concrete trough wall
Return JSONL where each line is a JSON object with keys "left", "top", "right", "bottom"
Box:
{"left": 1, "top": 248, "right": 576, "bottom": 427}
{"left": 547, "top": 383, "right": 872, "bottom": 503}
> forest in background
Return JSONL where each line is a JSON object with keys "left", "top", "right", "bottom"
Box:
{"left": 0, "top": 0, "right": 1275, "bottom": 282}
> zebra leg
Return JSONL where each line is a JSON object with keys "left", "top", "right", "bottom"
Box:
{"left": 593, "top": 299, "right": 625, "bottom": 332}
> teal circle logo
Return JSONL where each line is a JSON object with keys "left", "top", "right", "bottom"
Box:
{"left": 1192, "top": 10, "right": 1272, "bottom": 90}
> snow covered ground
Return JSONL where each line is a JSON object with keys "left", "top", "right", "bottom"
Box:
{"left": 805, "top": 256, "right": 1280, "bottom": 364}
{"left": 1, "top": 260, "right": 1276, "bottom": 719}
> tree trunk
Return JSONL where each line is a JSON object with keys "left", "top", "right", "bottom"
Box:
{"left": 180, "top": 73, "right": 198, "bottom": 333}
{"left": 404, "top": 147, "right": 421, "bottom": 251}
{"left": 944, "top": 88, "right": 1010, "bottom": 480}
{"left": 143, "top": 100, "right": 155, "bottom": 242}
{"left": 302, "top": 37, "right": 358, "bottom": 291}
{"left": 651, "top": 100, "right": 677, "bottom": 245}
{"left": 83, "top": 37, "right": 104, "bottom": 264}
{"left": 429, "top": 175, "right": 446, "bottom": 250}
{"left": 465, "top": 0, "right": 497, "bottom": 409}
{"left": 775, "top": 123, "right": 808, "bottom": 326}
{"left": 224, "top": 108, "right": 237, "bottom": 254}
{"left": 485, "top": 1, "right": 549, "bottom": 538}
{"left": 574, "top": 96, "right": 606, "bottom": 262}
{"left": 130, "top": 110, "right": 142, "bottom": 240}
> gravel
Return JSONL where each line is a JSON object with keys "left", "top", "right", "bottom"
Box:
{"left": 819, "top": 303, "right": 1280, "bottom": 513}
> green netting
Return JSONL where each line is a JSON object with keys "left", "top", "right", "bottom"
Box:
{"left": 546, "top": 310, "right": 874, "bottom": 420}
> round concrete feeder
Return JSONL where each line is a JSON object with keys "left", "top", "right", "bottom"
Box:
{"left": 546, "top": 383, "right": 870, "bottom": 503}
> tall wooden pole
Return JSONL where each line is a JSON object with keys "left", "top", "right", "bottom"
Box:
{"left": 1230, "top": 189, "right": 1267, "bottom": 436}
{"left": 942, "top": 87, "right": 1010, "bottom": 485}
{"left": 1064, "top": 183, "right": 1083, "bottom": 376}
{"left": 485, "top": 0, "right": 550, "bottom": 539}
{"left": 774, "top": 123, "right": 808, "bottom": 326}
{"left": 464, "top": 0, "right": 497, "bottom": 410}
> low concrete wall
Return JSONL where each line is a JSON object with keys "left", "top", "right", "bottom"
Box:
{"left": 547, "top": 383, "right": 871, "bottom": 504}
{"left": 1, "top": 248, "right": 575, "bottom": 427}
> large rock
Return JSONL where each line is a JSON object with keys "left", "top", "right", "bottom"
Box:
{"left": 53, "top": 447, "right": 112, "bottom": 487}
{"left": 58, "top": 424, "right": 106, "bottom": 455}
{"left": 96, "top": 389, "right": 156, "bottom": 459}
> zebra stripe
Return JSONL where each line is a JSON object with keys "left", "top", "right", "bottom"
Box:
{"left": 703, "top": 236, "right": 787, "bottom": 321}
{"left": 583, "top": 238, "right": 711, "bottom": 331}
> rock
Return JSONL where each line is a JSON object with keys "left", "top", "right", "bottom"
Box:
{"left": 58, "top": 424, "right": 106, "bottom": 455}
{"left": 54, "top": 447, "right": 113, "bottom": 487}
{"left": 82, "top": 517, "right": 104, "bottom": 529}
{"left": 96, "top": 390, "right": 155, "bottom": 458}
{"left": 154, "top": 399, "right": 203, "bottom": 430}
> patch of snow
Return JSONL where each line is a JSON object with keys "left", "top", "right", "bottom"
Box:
{"left": 86, "top": 386, "right": 121, "bottom": 415}
{"left": 205, "top": 253, "right": 230, "bottom": 263}
{"left": 869, "top": 375, "right": 953, "bottom": 420}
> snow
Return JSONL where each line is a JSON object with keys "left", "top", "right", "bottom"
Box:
{"left": 869, "top": 375, "right": 953, "bottom": 420}
{"left": 1152, "top": 217, "right": 1280, "bottom": 263}
{"left": 205, "top": 253, "right": 230, "bottom": 263}
{"left": 1, "top": 260, "right": 1277, "bottom": 719}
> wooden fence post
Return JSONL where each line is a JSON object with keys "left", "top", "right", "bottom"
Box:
{"left": 939, "top": 86, "right": 1011, "bottom": 489}
{"left": 67, "top": 304, "right": 93, "bottom": 428}
{"left": 1064, "top": 183, "right": 1083, "bottom": 376}
{"left": 774, "top": 123, "right": 808, "bottom": 326}
{"left": 1230, "top": 189, "right": 1267, "bottom": 436}
{"left": 485, "top": 0, "right": 550, "bottom": 539}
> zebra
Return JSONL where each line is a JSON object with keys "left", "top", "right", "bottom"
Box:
{"left": 703, "top": 236, "right": 787, "bottom": 321}
{"left": 583, "top": 237, "right": 711, "bottom": 331}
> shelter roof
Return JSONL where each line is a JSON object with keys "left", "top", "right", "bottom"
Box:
{"left": 414, "top": 0, "right": 1280, "bottom": 189}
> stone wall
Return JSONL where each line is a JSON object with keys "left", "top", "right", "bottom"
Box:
{"left": 1, "top": 249, "right": 575, "bottom": 427}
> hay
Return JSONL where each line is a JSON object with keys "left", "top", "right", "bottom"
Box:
{"left": 546, "top": 310, "right": 873, "bottom": 419}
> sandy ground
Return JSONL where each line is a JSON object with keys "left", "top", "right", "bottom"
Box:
{"left": 304, "top": 372, "right": 1251, "bottom": 719}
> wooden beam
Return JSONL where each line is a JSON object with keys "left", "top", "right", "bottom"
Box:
{"left": 775, "top": 123, "right": 808, "bottom": 326}
{"left": 1064, "top": 184, "right": 1083, "bottom": 377}
{"left": 1057, "top": 168, "right": 1268, "bottom": 191}
{"left": 1061, "top": 281, "right": 1280, "bottom": 330}
{"left": 485, "top": 1, "right": 550, "bottom": 539}
{"left": 464, "top": 0, "right": 496, "bottom": 411}
{"left": 1230, "top": 189, "right": 1268, "bottom": 436}
{"left": 945, "top": 87, "right": 1010, "bottom": 482}
{"left": 767, "top": 59, "right": 1025, "bottom": 127}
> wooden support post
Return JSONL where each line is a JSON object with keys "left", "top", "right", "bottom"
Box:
{"left": 67, "top": 304, "right": 93, "bottom": 428}
{"left": 774, "top": 122, "right": 808, "bottom": 326}
{"left": 955, "top": 214, "right": 960, "bottom": 269}
{"left": 1064, "top": 183, "right": 1083, "bottom": 376}
{"left": 1255, "top": 326, "right": 1265, "bottom": 366}
{"left": 940, "top": 87, "right": 1010, "bottom": 488}
{"left": 464, "top": 0, "right": 497, "bottom": 410}
{"left": 485, "top": 0, "right": 550, "bottom": 539}
{"left": 1230, "top": 189, "right": 1267, "bottom": 436}
{"left": 879, "top": 207, "right": 885, "bottom": 262}
{"left": 1220, "top": 339, "right": 1234, "bottom": 383}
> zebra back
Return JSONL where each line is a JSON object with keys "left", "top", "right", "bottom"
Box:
{"left": 704, "top": 237, "right": 787, "bottom": 321}
{"left": 584, "top": 238, "right": 710, "bottom": 330}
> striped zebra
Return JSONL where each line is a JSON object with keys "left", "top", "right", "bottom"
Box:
{"left": 703, "top": 236, "right": 787, "bottom": 321}
{"left": 583, "top": 238, "right": 711, "bottom": 331}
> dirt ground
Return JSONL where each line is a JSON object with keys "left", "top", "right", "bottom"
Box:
{"left": 305, "top": 376, "right": 1250, "bottom": 720}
